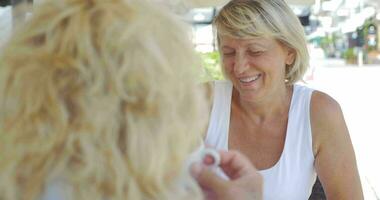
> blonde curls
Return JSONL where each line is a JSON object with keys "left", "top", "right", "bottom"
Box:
{"left": 0, "top": 0, "right": 206, "bottom": 199}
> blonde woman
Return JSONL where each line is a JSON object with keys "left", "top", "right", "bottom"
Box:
{"left": 204, "top": 0, "right": 364, "bottom": 199}
{"left": 0, "top": 0, "right": 262, "bottom": 199}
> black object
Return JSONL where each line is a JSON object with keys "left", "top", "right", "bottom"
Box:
{"left": 309, "top": 177, "right": 327, "bottom": 200}
{"left": 0, "top": 0, "right": 11, "bottom": 7}
{"left": 299, "top": 15, "right": 310, "bottom": 26}
{"left": 356, "top": 26, "right": 365, "bottom": 47}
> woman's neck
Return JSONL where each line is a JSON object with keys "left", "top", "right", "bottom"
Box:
{"left": 232, "top": 85, "right": 293, "bottom": 124}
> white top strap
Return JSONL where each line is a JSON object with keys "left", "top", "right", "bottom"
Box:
{"left": 205, "top": 80, "right": 233, "bottom": 150}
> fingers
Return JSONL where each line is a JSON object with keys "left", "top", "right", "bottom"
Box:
{"left": 190, "top": 149, "right": 257, "bottom": 188}
{"left": 190, "top": 163, "right": 228, "bottom": 192}
{"left": 190, "top": 148, "right": 263, "bottom": 200}
{"left": 218, "top": 150, "right": 257, "bottom": 179}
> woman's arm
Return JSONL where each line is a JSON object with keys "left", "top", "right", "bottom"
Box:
{"left": 311, "top": 91, "right": 363, "bottom": 200}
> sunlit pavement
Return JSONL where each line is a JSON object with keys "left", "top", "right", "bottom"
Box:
{"left": 304, "top": 56, "right": 380, "bottom": 199}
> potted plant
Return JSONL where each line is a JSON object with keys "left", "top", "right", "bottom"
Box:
{"left": 343, "top": 48, "right": 357, "bottom": 64}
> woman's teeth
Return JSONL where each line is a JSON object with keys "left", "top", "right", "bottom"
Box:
{"left": 239, "top": 74, "right": 261, "bottom": 83}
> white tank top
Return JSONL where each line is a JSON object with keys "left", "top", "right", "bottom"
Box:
{"left": 205, "top": 80, "right": 317, "bottom": 200}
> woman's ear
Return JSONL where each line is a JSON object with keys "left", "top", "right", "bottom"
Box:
{"left": 285, "top": 48, "right": 296, "bottom": 65}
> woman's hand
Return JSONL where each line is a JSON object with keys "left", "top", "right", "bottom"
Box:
{"left": 191, "top": 150, "right": 263, "bottom": 200}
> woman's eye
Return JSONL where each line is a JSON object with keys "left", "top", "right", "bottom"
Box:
{"left": 222, "top": 51, "right": 235, "bottom": 56}
{"left": 248, "top": 50, "right": 263, "bottom": 56}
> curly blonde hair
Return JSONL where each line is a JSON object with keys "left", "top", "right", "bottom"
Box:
{"left": 0, "top": 0, "right": 207, "bottom": 199}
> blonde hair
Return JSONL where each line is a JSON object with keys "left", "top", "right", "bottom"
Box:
{"left": 213, "top": 0, "right": 309, "bottom": 84}
{"left": 0, "top": 0, "right": 207, "bottom": 199}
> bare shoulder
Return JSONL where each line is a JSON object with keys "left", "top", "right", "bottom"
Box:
{"left": 310, "top": 90, "right": 342, "bottom": 120}
{"left": 310, "top": 90, "right": 348, "bottom": 155}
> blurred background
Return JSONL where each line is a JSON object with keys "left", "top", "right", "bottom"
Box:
{"left": 1, "top": 0, "right": 379, "bottom": 199}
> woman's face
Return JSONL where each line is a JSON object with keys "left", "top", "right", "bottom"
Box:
{"left": 220, "top": 35, "right": 295, "bottom": 102}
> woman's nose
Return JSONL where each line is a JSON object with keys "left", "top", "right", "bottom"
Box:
{"left": 234, "top": 54, "right": 249, "bottom": 75}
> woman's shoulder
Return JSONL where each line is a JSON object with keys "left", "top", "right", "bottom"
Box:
{"left": 310, "top": 90, "right": 342, "bottom": 120}
{"left": 310, "top": 90, "right": 347, "bottom": 155}
{"left": 293, "top": 84, "right": 337, "bottom": 111}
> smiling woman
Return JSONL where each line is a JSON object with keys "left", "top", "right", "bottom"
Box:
{"left": 203, "top": 0, "right": 364, "bottom": 199}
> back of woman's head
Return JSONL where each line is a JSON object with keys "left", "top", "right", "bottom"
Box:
{"left": 213, "top": 0, "right": 309, "bottom": 84}
{"left": 0, "top": 0, "right": 206, "bottom": 199}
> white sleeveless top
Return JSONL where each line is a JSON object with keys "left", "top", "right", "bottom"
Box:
{"left": 205, "top": 80, "right": 317, "bottom": 200}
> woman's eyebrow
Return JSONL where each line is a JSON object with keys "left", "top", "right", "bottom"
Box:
{"left": 246, "top": 41, "right": 267, "bottom": 48}
{"left": 221, "top": 46, "right": 235, "bottom": 50}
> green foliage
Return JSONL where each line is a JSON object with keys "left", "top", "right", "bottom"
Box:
{"left": 343, "top": 48, "right": 356, "bottom": 60}
{"left": 343, "top": 48, "right": 357, "bottom": 64}
{"left": 320, "top": 36, "right": 333, "bottom": 53}
{"left": 199, "top": 51, "right": 224, "bottom": 82}
{"left": 320, "top": 36, "right": 333, "bottom": 46}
